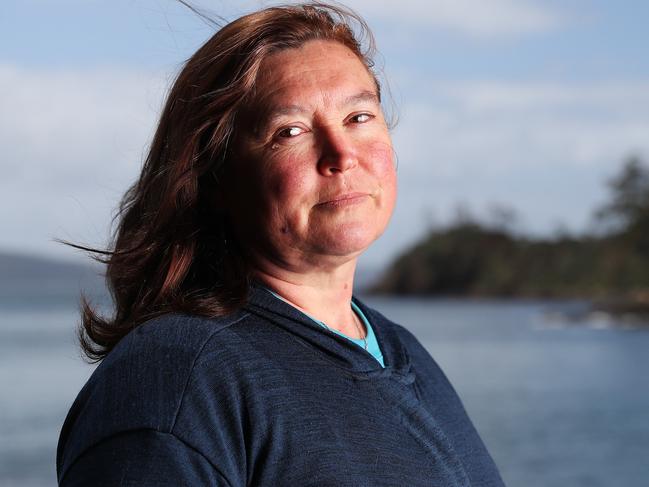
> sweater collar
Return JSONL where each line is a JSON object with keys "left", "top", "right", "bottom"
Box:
{"left": 244, "top": 283, "right": 413, "bottom": 382}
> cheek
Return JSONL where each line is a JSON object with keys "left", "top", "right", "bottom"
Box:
{"left": 264, "top": 152, "right": 315, "bottom": 209}
{"left": 366, "top": 141, "right": 397, "bottom": 189}
{"left": 365, "top": 135, "right": 394, "bottom": 167}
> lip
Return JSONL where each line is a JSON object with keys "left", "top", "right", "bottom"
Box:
{"left": 316, "top": 192, "right": 370, "bottom": 207}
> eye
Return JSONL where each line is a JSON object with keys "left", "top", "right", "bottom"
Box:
{"left": 349, "top": 113, "right": 373, "bottom": 124}
{"left": 276, "top": 126, "right": 305, "bottom": 138}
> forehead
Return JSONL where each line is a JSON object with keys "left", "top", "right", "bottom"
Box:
{"left": 251, "top": 40, "right": 378, "bottom": 111}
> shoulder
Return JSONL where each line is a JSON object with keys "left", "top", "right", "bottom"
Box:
{"left": 57, "top": 311, "right": 251, "bottom": 480}
{"left": 107, "top": 311, "right": 252, "bottom": 367}
{"left": 94, "top": 311, "right": 254, "bottom": 405}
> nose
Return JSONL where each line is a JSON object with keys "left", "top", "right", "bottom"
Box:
{"left": 317, "top": 128, "right": 358, "bottom": 175}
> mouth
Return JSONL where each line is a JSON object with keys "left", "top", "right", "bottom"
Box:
{"left": 316, "top": 192, "right": 370, "bottom": 208}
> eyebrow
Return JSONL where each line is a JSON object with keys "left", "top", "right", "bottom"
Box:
{"left": 342, "top": 90, "right": 380, "bottom": 107}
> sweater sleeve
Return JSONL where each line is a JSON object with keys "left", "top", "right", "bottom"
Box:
{"left": 59, "top": 429, "right": 233, "bottom": 486}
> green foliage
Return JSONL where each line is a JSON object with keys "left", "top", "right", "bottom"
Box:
{"left": 595, "top": 156, "right": 649, "bottom": 231}
{"left": 373, "top": 157, "right": 649, "bottom": 298}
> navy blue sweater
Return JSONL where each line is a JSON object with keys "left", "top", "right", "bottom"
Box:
{"left": 57, "top": 285, "right": 505, "bottom": 486}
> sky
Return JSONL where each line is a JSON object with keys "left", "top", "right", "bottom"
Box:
{"left": 2, "top": 0, "right": 649, "bottom": 269}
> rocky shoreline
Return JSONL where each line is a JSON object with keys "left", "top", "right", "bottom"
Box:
{"left": 542, "top": 293, "right": 649, "bottom": 328}
{"left": 589, "top": 293, "right": 649, "bottom": 326}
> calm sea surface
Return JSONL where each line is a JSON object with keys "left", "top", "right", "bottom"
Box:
{"left": 1, "top": 295, "right": 648, "bottom": 486}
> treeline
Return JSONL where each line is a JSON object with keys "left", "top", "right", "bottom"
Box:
{"left": 373, "top": 156, "right": 649, "bottom": 300}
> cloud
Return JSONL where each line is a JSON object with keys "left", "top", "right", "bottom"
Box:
{"left": 3, "top": 61, "right": 649, "bottom": 268}
{"left": 344, "top": 0, "right": 564, "bottom": 37}
{"left": 0, "top": 64, "right": 168, "bottom": 258}
{"left": 17, "top": 0, "right": 564, "bottom": 38}
{"left": 244, "top": 0, "right": 563, "bottom": 38}
{"left": 362, "top": 77, "right": 649, "bottom": 265}
{"left": 393, "top": 79, "right": 649, "bottom": 175}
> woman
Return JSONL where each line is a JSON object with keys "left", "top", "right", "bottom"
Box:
{"left": 57, "top": 3, "right": 505, "bottom": 486}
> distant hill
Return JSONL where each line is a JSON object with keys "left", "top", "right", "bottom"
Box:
{"left": 0, "top": 252, "right": 95, "bottom": 279}
{"left": 0, "top": 251, "right": 107, "bottom": 308}
{"left": 370, "top": 222, "right": 626, "bottom": 298}
{"left": 370, "top": 157, "right": 649, "bottom": 321}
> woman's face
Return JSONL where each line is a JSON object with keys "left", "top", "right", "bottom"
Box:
{"left": 226, "top": 40, "right": 397, "bottom": 271}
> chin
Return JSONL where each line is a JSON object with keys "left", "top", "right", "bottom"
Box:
{"left": 314, "top": 222, "right": 384, "bottom": 257}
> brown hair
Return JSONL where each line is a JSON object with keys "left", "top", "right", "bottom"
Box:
{"left": 67, "top": 2, "right": 381, "bottom": 362}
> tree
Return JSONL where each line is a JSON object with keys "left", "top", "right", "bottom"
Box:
{"left": 595, "top": 156, "right": 649, "bottom": 232}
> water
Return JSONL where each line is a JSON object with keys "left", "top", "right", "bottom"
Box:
{"left": 0, "top": 306, "right": 99, "bottom": 487}
{"left": 362, "top": 297, "right": 649, "bottom": 487}
{"left": 1, "top": 297, "right": 648, "bottom": 486}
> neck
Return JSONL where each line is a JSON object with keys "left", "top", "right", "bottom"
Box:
{"left": 251, "top": 257, "right": 364, "bottom": 338}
